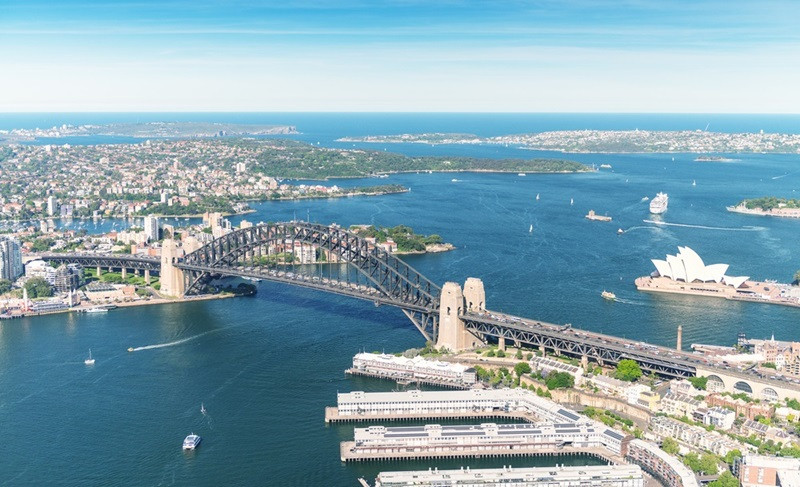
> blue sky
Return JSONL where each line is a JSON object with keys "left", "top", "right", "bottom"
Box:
{"left": 1, "top": 0, "right": 799, "bottom": 112}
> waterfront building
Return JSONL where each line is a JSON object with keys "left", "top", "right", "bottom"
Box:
{"left": 29, "top": 299, "right": 69, "bottom": 313}
{"left": 348, "top": 352, "right": 476, "bottom": 387}
{"left": 736, "top": 454, "right": 800, "bottom": 487}
{"left": 335, "top": 388, "right": 584, "bottom": 424}
{"left": 650, "top": 246, "right": 746, "bottom": 287}
{"left": 531, "top": 356, "right": 584, "bottom": 386}
{"left": 649, "top": 416, "right": 743, "bottom": 456}
{"left": 374, "top": 464, "right": 645, "bottom": 487}
{"left": 143, "top": 216, "right": 159, "bottom": 242}
{"left": 626, "top": 439, "right": 699, "bottom": 487}
{"left": 0, "top": 237, "right": 23, "bottom": 281}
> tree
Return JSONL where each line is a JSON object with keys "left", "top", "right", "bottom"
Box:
{"left": 723, "top": 449, "right": 742, "bottom": 466}
{"left": 794, "top": 269, "right": 800, "bottom": 285}
{"left": 495, "top": 349, "right": 506, "bottom": 358}
{"left": 515, "top": 349, "right": 523, "bottom": 359}
{"left": 688, "top": 376, "right": 708, "bottom": 390}
{"left": 24, "top": 277, "right": 53, "bottom": 298}
{"left": 614, "top": 359, "right": 643, "bottom": 382}
{"left": 514, "top": 362, "right": 532, "bottom": 377}
{"left": 708, "top": 471, "right": 739, "bottom": 487}
{"left": 545, "top": 371, "right": 574, "bottom": 390}
{"left": 661, "top": 437, "right": 679, "bottom": 455}
{"left": 0, "top": 278, "right": 12, "bottom": 295}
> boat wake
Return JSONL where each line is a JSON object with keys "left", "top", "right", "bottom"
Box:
{"left": 642, "top": 220, "right": 763, "bottom": 232}
{"left": 129, "top": 331, "right": 214, "bottom": 352}
{"left": 772, "top": 173, "right": 790, "bottom": 180}
{"left": 614, "top": 298, "right": 646, "bottom": 306}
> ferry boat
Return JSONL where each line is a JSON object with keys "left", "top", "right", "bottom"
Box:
{"left": 84, "top": 349, "right": 95, "bottom": 365}
{"left": 649, "top": 192, "right": 669, "bottom": 214}
{"left": 601, "top": 290, "right": 617, "bottom": 301}
{"left": 183, "top": 433, "right": 202, "bottom": 450}
{"left": 84, "top": 307, "right": 108, "bottom": 314}
{"left": 599, "top": 164, "right": 612, "bottom": 169}
{"left": 518, "top": 173, "right": 526, "bottom": 176}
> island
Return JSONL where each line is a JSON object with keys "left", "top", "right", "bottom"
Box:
{"left": 348, "top": 224, "right": 454, "bottom": 254}
{"left": 0, "top": 138, "right": 589, "bottom": 221}
{"left": 340, "top": 129, "right": 800, "bottom": 154}
{"left": 727, "top": 197, "right": 800, "bottom": 219}
{"left": 0, "top": 122, "right": 297, "bottom": 142}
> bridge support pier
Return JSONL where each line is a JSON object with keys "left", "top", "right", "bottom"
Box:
{"left": 539, "top": 345, "right": 546, "bottom": 356}
{"left": 160, "top": 239, "right": 186, "bottom": 297}
{"left": 581, "top": 355, "right": 589, "bottom": 370}
{"left": 144, "top": 269, "right": 150, "bottom": 285}
{"left": 96, "top": 266, "right": 101, "bottom": 277}
{"left": 436, "top": 278, "right": 485, "bottom": 352}
{"left": 498, "top": 336, "right": 506, "bottom": 351}
{"left": 121, "top": 268, "right": 127, "bottom": 280}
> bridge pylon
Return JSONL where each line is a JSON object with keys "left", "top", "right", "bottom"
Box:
{"left": 160, "top": 239, "right": 185, "bottom": 297}
{"left": 436, "top": 278, "right": 485, "bottom": 351}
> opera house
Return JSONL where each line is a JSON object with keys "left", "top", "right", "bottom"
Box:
{"left": 635, "top": 246, "right": 791, "bottom": 304}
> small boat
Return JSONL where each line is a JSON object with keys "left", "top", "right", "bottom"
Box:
{"left": 127, "top": 347, "right": 135, "bottom": 352}
{"left": 529, "top": 224, "right": 533, "bottom": 233}
{"left": 201, "top": 403, "right": 207, "bottom": 415}
{"left": 601, "top": 290, "right": 616, "bottom": 301}
{"left": 692, "top": 180, "right": 696, "bottom": 186}
{"left": 617, "top": 228, "right": 624, "bottom": 235}
{"left": 183, "top": 433, "right": 202, "bottom": 450}
{"left": 84, "top": 349, "right": 95, "bottom": 365}
{"left": 451, "top": 178, "right": 459, "bottom": 182}
{"left": 641, "top": 196, "right": 649, "bottom": 201}
{"left": 518, "top": 173, "right": 526, "bottom": 176}
{"left": 599, "top": 164, "right": 612, "bottom": 169}
{"left": 535, "top": 193, "right": 540, "bottom": 200}
{"left": 570, "top": 198, "right": 574, "bottom": 205}
{"left": 84, "top": 307, "right": 108, "bottom": 314}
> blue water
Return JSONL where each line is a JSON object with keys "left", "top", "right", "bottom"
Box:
{"left": 2, "top": 113, "right": 800, "bottom": 485}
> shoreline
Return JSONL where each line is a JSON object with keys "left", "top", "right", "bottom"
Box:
{"left": 727, "top": 205, "right": 800, "bottom": 219}
{"left": 635, "top": 276, "right": 800, "bottom": 309}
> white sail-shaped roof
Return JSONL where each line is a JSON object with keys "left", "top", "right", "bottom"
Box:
{"left": 652, "top": 259, "right": 673, "bottom": 279}
{"left": 723, "top": 275, "right": 749, "bottom": 288}
{"left": 666, "top": 254, "right": 687, "bottom": 282}
{"left": 651, "top": 247, "right": 738, "bottom": 287}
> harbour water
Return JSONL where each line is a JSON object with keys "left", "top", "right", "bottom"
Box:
{"left": 2, "top": 113, "right": 800, "bottom": 485}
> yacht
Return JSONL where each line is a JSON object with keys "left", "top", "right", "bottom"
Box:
{"left": 201, "top": 403, "right": 207, "bottom": 415}
{"left": 692, "top": 180, "right": 696, "bottom": 186}
{"left": 183, "top": 433, "right": 202, "bottom": 450}
{"left": 641, "top": 196, "right": 649, "bottom": 201}
{"left": 84, "top": 307, "right": 108, "bottom": 314}
{"left": 518, "top": 173, "right": 526, "bottom": 176}
{"left": 617, "top": 228, "right": 624, "bottom": 235}
{"left": 601, "top": 290, "right": 617, "bottom": 301}
{"left": 84, "top": 349, "right": 95, "bottom": 365}
{"left": 649, "top": 192, "right": 669, "bottom": 214}
{"left": 535, "top": 193, "right": 540, "bottom": 201}
{"left": 529, "top": 224, "right": 533, "bottom": 233}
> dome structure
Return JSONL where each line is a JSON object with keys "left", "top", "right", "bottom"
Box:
{"left": 651, "top": 246, "right": 748, "bottom": 288}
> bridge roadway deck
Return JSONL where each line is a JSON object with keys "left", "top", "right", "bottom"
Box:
{"left": 174, "top": 263, "right": 434, "bottom": 313}
{"left": 464, "top": 310, "right": 800, "bottom": 392}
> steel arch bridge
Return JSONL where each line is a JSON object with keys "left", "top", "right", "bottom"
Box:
{"left": 36, "top": 252, "right": 161, "bottom": 272}
{"left": 174, "top": 222, "right": 442, "bottom": 341}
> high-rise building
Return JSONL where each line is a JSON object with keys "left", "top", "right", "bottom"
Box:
{"left": 0, "top": 237, "right": 23, "bottom": 281}
{"left": 143, "top": 216, "right": 160, "bottom": 242}
{"left": 46, "top": 196, "right": 56, "bottom": 216}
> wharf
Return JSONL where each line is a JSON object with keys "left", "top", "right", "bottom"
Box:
{"left": 340, "top": 443, "right": 618, "bottom": 463}
{"left": 344, "top": 368, "right": 472, "bottom": 390}
{"left": 325, "top": 407, "right": 536, "bottom": 424}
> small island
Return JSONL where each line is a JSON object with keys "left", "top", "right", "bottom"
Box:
{"left": 349, "top": 224, "right": 454, "bottom": 254}
{"left": 727, "top": 197, "right": 800, "bottom": 219}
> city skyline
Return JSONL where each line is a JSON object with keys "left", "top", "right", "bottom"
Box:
{"left": 2, "top": 0, "right": 799, "bottom": 113}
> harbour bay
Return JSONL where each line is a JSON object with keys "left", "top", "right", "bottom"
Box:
{"left": 2, "top": 114, "right": 800, "bottom": 485}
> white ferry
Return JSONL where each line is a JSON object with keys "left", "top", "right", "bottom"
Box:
{"left": 649, "top": 192, "right": 668, "bottom": 214}
{"left": 84, "top": 307, "right": 108, "bottom": 314}
{"left": 183, "top": 433, "right": 202, "bottom": 450}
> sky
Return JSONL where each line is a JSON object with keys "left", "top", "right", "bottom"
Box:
{"left": 1, "top": 0, "right": 799, "bottom": 113}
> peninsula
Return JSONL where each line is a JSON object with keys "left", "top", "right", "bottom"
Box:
{"left": 0, "top": 122, "right": 297, "bottom": 142}
{"left": 340, "top": 129, "right": 800, "bottom": 154}
{"left": 0, "top": 138, "right": 589, "bottom": 221}
{"left": 727, "top": 197, "right": 800, "bottom": 219}
{"left": 348, "top": 224, "right": 454, "bottom": 254}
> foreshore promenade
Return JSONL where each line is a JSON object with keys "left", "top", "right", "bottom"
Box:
{"left": 635, "top": 276, "right": 800, "bottom": 309}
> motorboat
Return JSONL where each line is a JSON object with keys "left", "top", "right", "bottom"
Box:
{"left": 183, "top": 433, "right": 202, "bottom": 450}
{"left": 84, "top": 307, "right": 108, "bottom": 314}
{"left": 84, "top": 349, "right": 95, "bottom": 365}
{"left": 127, "top": 347, "right": 135, "bottom": 352}
{"left": 601, "top": 290, "right": 617, "bottom": 301}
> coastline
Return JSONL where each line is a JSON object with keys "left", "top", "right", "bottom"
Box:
{"left": 727, "top": 205, "right": 800, "bottom": 219}
{"left": 635, "top": 276, "right": 800, "bottom": 309}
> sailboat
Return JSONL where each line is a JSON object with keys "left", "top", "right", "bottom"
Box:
{"left": 692, "top": 180, "right": 696, "bottom": 186}
{"left": 535, "top": 193, "right": 540, "bottom": 201}
{"left": 84, "top": 349, "right": 95, "bottom": 365}
{"left": 529, "top": 224, "right": 533, "bottom": 233}
{"left": 201, "top": 403, "right": 207, "bottom": 415}
{"left": 570, "top": 198, "right": 574, "bottom": 205}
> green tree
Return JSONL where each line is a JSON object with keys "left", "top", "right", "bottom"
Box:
{"left": 614, "top": 359, "right": 643, "bottom": 382}
{"left": 545, "top": 371, "right": 575, "bottom": 390}
{"left": 0, "top": 278, "right": 12, "bottom": 295}
{"left": 515, "top": 349, "right": 523, "bottom": 359}
{"left": 793, "top": 269, "right": 800, "bottom": 285}
{"left": 514, "top": 362, "right": 532, "bottom": 377}
{"left": 723, "top": 449, "right": 742, "bottom": 466}
{"left": 708, "top": 471, "right": 739, "bottom": 487}
{"left": 688, "top": 376, "right": 708, "bottom": 390}
{"left": 24, "top": 277, "right": 53, "bottom": 298}
{"left": 495, "top": 349, "right": 506, "bottom": 358}
{"left": 661, "top": 437, "right": 679, "bottom": 455}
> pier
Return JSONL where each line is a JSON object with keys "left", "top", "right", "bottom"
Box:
{"left": 325, "top": 406, "right": 535, "bottom": 424}
{"left": 341, "top": 442, "right": 617, "bottom": 462}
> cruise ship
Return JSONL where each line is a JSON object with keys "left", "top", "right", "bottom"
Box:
{"left": 649, "top": 192, "right": 668, "bottom": 214}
